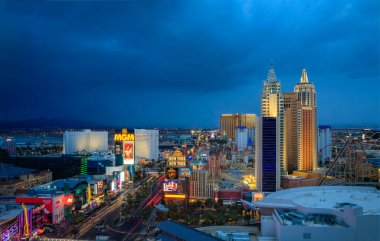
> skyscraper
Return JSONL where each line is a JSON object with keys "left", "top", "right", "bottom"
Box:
{"left": 294, "top": 69, "right": 317, "bottom": 171}
{"left": 256, "top": 65, "right": 284, "bottom": 192}
{"left": 283, "top": 92, "right": 298, "bottom": 174}
{"left": 220, "top": 114, "right": 255, "bottom": 140}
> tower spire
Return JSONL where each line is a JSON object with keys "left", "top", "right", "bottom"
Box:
{"left": 300, "top": 68, "right": 309, "bottom": 83}
{"left": 267, "top": 63, "right": 278, "bottom": 84}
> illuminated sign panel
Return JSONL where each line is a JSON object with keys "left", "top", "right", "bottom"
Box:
{"left": 166, "top": 168, "right": 178, "bottom": 179}
{"left": 61, "top": 195, "right": 74, "bottom": 205}
{"left": 167, "top": 151, "right": 186, "bottom": 167}
{"left": 1, "top": 222, "right": 18, "bottom": 241}
{"left": 114, "top": 129, "right": 135, "bottom": 165}
{"left": 179, "top": 168, "right": 192, "bottom": 177}
{"left": 164, "top": 194, "right": 186, "bottom": 199}
{"left": 114, "top": 129, "right": 135, "bottom": 141}
{"left": 97, "top": 181, "right": 104, "bottom": 195}
{"left": 123, "top": 141, "right": 134, "bottom": 165}
{"left": 163, "top": 180, "right": 178, "bottom": 192}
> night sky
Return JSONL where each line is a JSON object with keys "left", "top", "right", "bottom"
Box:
{"left": 0, "top": 1, "right": 379, "bottom": 128}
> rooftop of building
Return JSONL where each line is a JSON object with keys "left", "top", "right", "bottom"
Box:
{"left": 0, "top": 203, "right": 35, "bottom": 222}
{"left": 0, "top": 207, "right": 22, "bottom": 222}
{"left": 275, "top": 209, "right": 349, "bottom": 228}
{"left": 0, "top": 163, "right": 37, "bottom": 181}
{"left": 157, "top": 220, "right": 220, "bottom": 241}
{"left": 257, "top": 186, "right": 380, "bottom": 215}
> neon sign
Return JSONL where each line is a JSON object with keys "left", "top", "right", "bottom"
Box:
{"left": 1, "top": 223, "right": 18, "bottom": 241}
{"left": 114, "top": 129, "right": 135, "bottom": 141}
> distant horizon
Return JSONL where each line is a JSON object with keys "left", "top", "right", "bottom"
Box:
{"left": 0, "top": 117, "right": 379, "bottom": 130}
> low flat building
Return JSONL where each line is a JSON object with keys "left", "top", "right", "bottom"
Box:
{"left": 281, "top": 171, "right": 322, "bottom": 189}
{"left": 0, "top": 164, "right": 52, "bottom": 196}
{"left": 255, "top": 186, "right": 380, "bottom": 241}
{"left": 156, "top": 220, "right": 220, "bottom": 241}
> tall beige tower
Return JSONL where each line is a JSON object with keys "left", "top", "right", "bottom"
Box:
{"left": 283, "top": 92, "right": 298, "bottom": 173}
{"left": 294, "top": 69, "right": 317, "bottom": 171}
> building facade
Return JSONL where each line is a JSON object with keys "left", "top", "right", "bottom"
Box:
{"left": 220, "top": 114, "right": 255, "bottom": 140}
{"left": 294, "top": 69, "right": 317, "bottom": 171}
{"left": 0, "top": 169, "right": 52, "bottom": 196}
{"left": 283, "top": 92, "right": 298, "bottom": 174}
{"left": 235, "top": 126, "right": 249, "bottom": 151}
{"left": 318, "top": 125, "right": 332, "bottom": 165}
{"left": 189, "top": 170, "right": 214, "bottom": 200}
{"left": 255, "top": 186, "right": 380, "bottom": 241}
{"left": 63, "top": 129, "right": 108, "bottom": 155}
{"left": 135, "top": 129, "right": 159, "bottom": 161}
{"left": 1, "top": 139, "right": 16, "bottom": 156}
{"left": 256, "top": 65, "right": 283, "bottom": 192}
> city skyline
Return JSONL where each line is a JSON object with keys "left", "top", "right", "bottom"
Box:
{"left": 0, "top": 1, "right": 379, "bottom": 128}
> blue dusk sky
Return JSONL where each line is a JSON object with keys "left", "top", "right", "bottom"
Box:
{"left": 0, "top": 0, "right": 379, "bottom": 128}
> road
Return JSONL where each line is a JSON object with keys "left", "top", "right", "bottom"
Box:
{"left": 76, "top": 175, "right": 163, "bottom": 241}
{"left": 74, "top": 177, "right": 149, "bottom": 239}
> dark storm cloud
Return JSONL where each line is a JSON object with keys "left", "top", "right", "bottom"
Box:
{"left": 0, "top": 0, "right": 379, "bottom": 127}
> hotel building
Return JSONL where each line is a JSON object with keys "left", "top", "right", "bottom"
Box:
{"left": 63, "top": 129, "right": 108, "bottom": 155}
{"left": 256, "top": 65, "right": 284, "bottom": 192}
{"left": 135, "top": 129, "right": 159, "bottom": 161}
{"left": 294, "top": 69, "right": 317, "bottom": 171}
{"left": 220, "top": 114, "right": 255, "bottom": 140}
{"left": 283, "top": 92, "right": 298, "bottom": 174}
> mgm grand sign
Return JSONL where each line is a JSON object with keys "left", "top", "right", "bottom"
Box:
{"left": 114, "top": 128, "right": 135, "bottom": 141}
{"left": 166, "top": 150, "right": 186, "bottom": 167}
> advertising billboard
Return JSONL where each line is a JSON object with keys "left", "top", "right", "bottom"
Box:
{"left": 16, "top": 197, "right": 54, "bottom": 224}
{"left": 179, "top": 168, "right": 192, "bottom": 178}
{"left": 166, "top": 150, "right": 186, "bottom": 167}
{"left": 163, "top": 180, "right": 178, "bottom": 192}
{"left": 166, "top": 168, "right": 178, "bottom": 179}
{"left": 123, "top": 141, "right": 134, "bottom": 165}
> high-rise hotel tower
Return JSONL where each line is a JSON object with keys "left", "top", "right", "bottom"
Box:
{"left": 294, "top": 69, "right": 317, "bottom": 171}
{"left": 256, "top": 65, "right": 284, "bottom": 192}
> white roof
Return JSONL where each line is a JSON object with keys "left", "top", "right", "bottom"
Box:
{"left": 257, "top": 186, "right": 380, "bottom": 215}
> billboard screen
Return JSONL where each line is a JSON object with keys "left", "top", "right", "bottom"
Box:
{"left": 123, "top": 141, "right": 134, "bottom": 165}
{"left": 179, "top": 168, "right": 192, "bottom": 177}
{"left": 163, "top": 180, "right": 178, "bottom": 192}
{"left": 166, "top": 168, "right": 178, "bottom": 179}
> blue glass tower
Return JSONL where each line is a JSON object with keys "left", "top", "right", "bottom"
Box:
{"left": 261, "top": 117, "right": 277, "bottom": 192}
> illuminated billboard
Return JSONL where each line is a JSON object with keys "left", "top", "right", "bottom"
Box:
{"left": 166, "top": 168, "right": 178, "bottom": 179}
{"left": 61, "top": 195, "right": 74, "bottom": 205}
{"left": 166, "top": 150, "right": 186, "bottom": 167}
{"left": 179, "top": 168, "right": 192, "bottom": 177}
{"left": 123, "top": 141, "right": 134, "bottom": 165}
{"left": 163, "top": 180, "right": 178, "bottom": 192}
{"left": 114, "top": 128, "right": 135, "bottom": 142}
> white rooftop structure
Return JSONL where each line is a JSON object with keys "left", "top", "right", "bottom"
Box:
{"left": 255, "top": 186, "right": 380, "bottom": 241}
{"left": 257, "top": 186, "right": 380, "bottom": 215}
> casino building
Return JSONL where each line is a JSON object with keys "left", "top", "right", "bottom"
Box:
{"left": 253, "top": 186, "right": 380, "bottom": 241}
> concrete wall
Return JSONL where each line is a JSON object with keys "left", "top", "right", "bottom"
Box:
{"left": 356, "top": 215, "right": 380, "bottom": 241}
{"left": 278, "top": 225, "right": 355, "bottom": 241}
